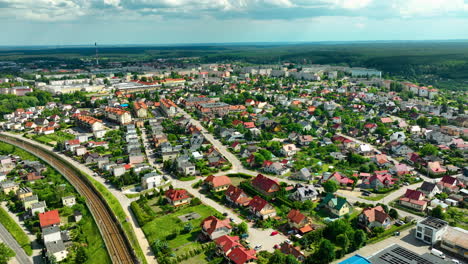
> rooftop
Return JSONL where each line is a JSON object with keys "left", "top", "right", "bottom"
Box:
{"left": 419, "top": 216, "right": 448, "bottom": 230}
{"left": 368, "top": 244, "right": 450, "bottom": 264}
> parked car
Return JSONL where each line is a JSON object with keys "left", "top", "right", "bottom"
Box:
{"left": 393, "top": 231, "right": 400, "bottom": 236}
{"left": 285, "top": 239, "right": 292, "bottom": 245}
{"left": 362, "top": 192, "right": 370, "bottom": 196}
{"left": 271, "top": 231, "right": 279, "bottom": 236}
{"left": 254, "top": 245, "right": 262, "bottom": 250}
{"left": 430, "top": 248, "right": 446, "bottom": 259}
{"left": 395, "top": 220, "right": 405, "bottom": 226}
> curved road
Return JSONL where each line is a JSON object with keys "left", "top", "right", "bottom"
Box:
{"left": 0, "top": 134, "right": 136, "bottom": 264}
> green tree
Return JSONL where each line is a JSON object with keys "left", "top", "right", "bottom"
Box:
{"left": 315, "top": 239, "right": 335, "bottom": 264}
{"left": 238, "top": 222, "right": 248, "bottom": 234}
{"left": 336, "top": 233, "right": 350, "bottom": 253}
{"left": 75, "top": 247, "right": 88, "bottom": 264}
{"left": 420, "top": 144, "right": 438, "bottom": 157}
{"left": 323, "top": 180, "right": 338, "bottom": 193}
{"left": 416, "top": 117, "right": 429, "bottom": 128}
{"left": 0, "top": 243, "right": 15, "bottom": 264}
{"left": 353, "top": 230, "right": 367, "bottom": 249}
{"left": 430, "top": 205, "right": 445, "bottom": 219}
{"left": 389, "top": 208, "right": 398, "bottom": 219}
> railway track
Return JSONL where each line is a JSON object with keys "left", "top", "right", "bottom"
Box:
{"left": 0, "top": 135, "right": 136, "bottom": 264}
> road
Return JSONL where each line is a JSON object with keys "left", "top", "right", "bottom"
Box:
{"left": 0, "top": 133, "right": 139, "bottom": 264}
{"left": 0, "top": 222, "right": 32, "bottom": 264}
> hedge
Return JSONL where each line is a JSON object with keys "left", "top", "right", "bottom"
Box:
{"left": 0, "top": 207, "right": 32, "bottom": 256}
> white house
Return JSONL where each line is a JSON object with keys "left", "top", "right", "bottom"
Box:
{"left": 415, "top": 217, "right": 448, "bottom": 245}
{"left": 46, "top": 240, "right": 68, "bottom": 262}
{"left": 42, "top": 226, "right": 61, "bottom": 243}
{"left": 61, "top": 196, "right": 76, "bottom": 207}
{"left": 141, "top": 172, "right": 167, "bottom": 190}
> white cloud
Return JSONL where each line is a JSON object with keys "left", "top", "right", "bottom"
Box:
{"left": 392, "top": 0, "right": 468, "bottom": 17}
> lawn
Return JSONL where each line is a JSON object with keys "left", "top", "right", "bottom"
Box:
{"left": 228, "top": 176, "right": 245, "bottom": 186}
{"left": 0, "top": 142, "right": 38, "bottom": 161}
{"left": 0, "top": 207, "right": 32, "bottom": 256}
{"left": 80, "top": 213, "right": 112, "bottom": 264}
{"left": 180, "top": 251, "right": 223, "bottom": 264}
{"left": 142, "top": 204, "right": 221, "bottom": 257}
{"left": 32, "top": 131, "right": 75, "bottom": 145}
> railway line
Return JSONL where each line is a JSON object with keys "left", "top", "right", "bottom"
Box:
{"left": 0, "top": 134, "right": 136, "bottom": 264}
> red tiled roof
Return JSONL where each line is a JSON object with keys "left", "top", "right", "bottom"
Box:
{"left": 215, "top": 235, "right": 241, "bottom": 253}
{"left": 225, "top": 185, "right": 251, "bottom": 206}
{"left": 204, "top": 175, "right": 232, "bottom": 188}
{"left": 361, "top": 206, "right": 390, "bottom": 224}
{"left": 251, "top": 174, "right": 279, "bottom": 193}
{"left": 439, "top": 175, "right": 457, "bottom": 186}
{"left": 67, "top": 139, "right": 80, "bottom": 145}
{"left": 201, "top": 216, "right": 232, "bottom": 236}
{"left": 248, "top": 196, "right": 269, "bottom": 212}
{"left": 39, "top": 210, "right": 60, "bottom": 228}
{"left": 287, "top": 209, "right": 306, "bottom": 224}
{"left": 227, "top": 246, "right": 257, "bottom": 264}
{"left": 165, "top": 189, "right": 191, "bottom": 202}
{"left": 404, "top": 189, "right": 424, "bottom": 200}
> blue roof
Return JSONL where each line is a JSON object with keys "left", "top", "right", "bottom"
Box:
{"left": 120, "top": 104, "right": 129, "bottom": 107}
{"left": 338, "top": 255, "right": 371, "bottom": 264}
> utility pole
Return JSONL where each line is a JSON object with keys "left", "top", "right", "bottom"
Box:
{"left": 95, "top": 42, "right": 99, "bottom": 65}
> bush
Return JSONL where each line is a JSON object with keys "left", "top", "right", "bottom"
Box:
{"left": 130, "top": 201, "right": 152, "bottom": 226}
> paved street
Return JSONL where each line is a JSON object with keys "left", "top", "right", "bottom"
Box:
{"left": 0, "top": 222, "right": 32, "bottom": 264}
{"left": 1, "top": 132, "right": 157, "bottom": 264}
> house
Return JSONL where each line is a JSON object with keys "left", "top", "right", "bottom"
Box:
{"left": 204, "top": 175, "right": 232, "bottom": 192}
{"left": 281, "top": 144, "right": 298, "bottom": 157}
{"left": 373, "top": 154, "right": 391, "bottom": 167}
{"left": 227, "top": 245, "right": 257, "bottom": 264}
{"left": 141, "top": 172, "right": 166, "bottom": 190}
{"left": 42, "top": 226, "right": 61, "bottom": 243}
{"left": 75, "top": 115, "right": 104, "bottom": 132}
{"left": 280, "top": 242, "right": 305, "bottom": 262}
{"left": 297, "top": 135, "right": 313, "bottom": 146}
{"left": 17, "top": 187, "right": 33, "bottom": 199}
{"left": 112, "top": 165, "right": 126, "bottom": 177}
{"left": 214, "top": 235, "right": 242, "bottom": 256}
{"left": 358, "top": 206, "right": 392, "bottom": 230}
{"left": 74, "top": 146, "right": 87, "bottom": 156}
{"left": 74, "top": 210, "right": 82, "bottom": 222}
{"left": 290, "top": 184, "right": 318, "bottom": 202}
{"left": 39, "top": 210, "right": 61, "bottom": 228}
{"left": 225, "top": 185, "right": 251, "bottom": 206}
{"left": 23, "top": 195, "right": 39, "bottom": 210}
{"left": 165, "top": 188, "right": 192, "bottom": 206}
{"left": 322, "top": 172, "right": 354, "bottom": 187}
{"left": 45, "top": 240, "right": 68, "bottom": 262}
{"left": 65, "top": 139, "right": 80, "bottom": 152}
{"left": 361, "top": 172, "right": 396, "bottom": 190}
{"left": 31, "top": 201, "right": 47, "bottom": 215}
{"left": 61, "top": 196, "right": 76, "bottom": 207}
{"left": 428, "top": 161, "right": 446, "bottom": 175}
{"left": 399, "top": 189, "right": 427, "bottom": 211}
{"left": 320, "top": 193, "right": 352, "bottom": 217}
{"left": 390, "top": 163, "right": 411, "bottom": 176}
{"left": 390, "top": 132, "right": 406, "bottom": 143}
{"left": 248, "top": 196, "right": 276, "bottom": 219}
{"left": 104, "top": 107, "right": 132, "bottom": 124}
{"left": 1, "top": 181, "right": 19, "bottom": 194}
{"left": 418, "top": 182, "right": 441, "bottom": 198}
{"left": 293, "top": 167, "right": 312, "bottom": 181}
{"left": 263, "top": 161, "right": 290, "bottom": 176}
{"left": 251, "top": 174, "right": 280, "bottom": 196}
{"left": 287, "top": 209, "right": 310, "bottom": 231}
{"left": 201, "top": 216, "right": 232, "bottom": 240}
{"left": 415, "top": 217, "right": 448, "bottom": 245}
{"left": 133, "top": 101, "right": 148, "bottom": 118}
{"left": 437, "top": 175, "right": 460, "bottom": 193}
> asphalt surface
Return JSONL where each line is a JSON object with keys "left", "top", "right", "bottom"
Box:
{"left": 0, "top": 222, "right": 32, "bottom": 264}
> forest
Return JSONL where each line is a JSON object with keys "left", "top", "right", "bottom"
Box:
{"left": 1, "top": 40, "right": 468, "bottom": 91}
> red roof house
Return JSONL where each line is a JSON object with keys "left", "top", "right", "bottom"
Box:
{"left": 227, "top": 246, "right": 257, "bottom": 264}
{"left": 204, "top": 175, "right": 232, "bottom": 191}
{"left": 165, "top": 189, "right": 192, "bottom": 206}
{"left": 225, "top": 185, "right": 251, "bottom": 206}
{"left": 251, "top": 174, "right": 280, "bottom": 195}
{"left": 201, "top": 216, "right": 232, "bottom": 240}
{"left": 215, "top": 235, "right": 241, "bottom": 254}
{"left": 39, "top": 210, "right": 60, "bottom": 228}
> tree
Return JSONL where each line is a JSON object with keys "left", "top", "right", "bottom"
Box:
{"left": 238, "top": 222, "right": 248, "bottom": 234}
{"left": 373, "top": 226, "right": 385, "bottom": 235}
{"left": 323, "top": 180, "right": 338, "bottom": 193}
{"left": 336, "top": 234, "right": 350, "bottom": 253}
{"left": 315, "top": 239, "right": 335, "bottom": 264}
{"left": 416, "top": 116, "right": 429, "bottom": 128}
{"left": 430, "top": 205, "right": 445, "bottom": 219}
{"left": 353, "top": 230, "right": 367, "bottom": 249}
{"left": 0, "top": 243, "right": 15, "bottom": 264}
{"left": 75, "top": 247, "right": 88, "bottom": 264}
{"left": 389, "top": 208, "right": 398, "bottom": 219}
{"left": 420, "top": 144, "right": 438, "bottom": 157}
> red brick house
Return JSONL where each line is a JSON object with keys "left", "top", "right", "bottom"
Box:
{"left": 165, "top": 189, "right": 192, "bottom": 206}
{"left": 225, "top": 185, "right": 251, "bottom": 206}
{"left": 251, "top": 174, "right": 280, "bottom": 196}
{"left": 39, "top": 210, "right": 60, "bottom": 228}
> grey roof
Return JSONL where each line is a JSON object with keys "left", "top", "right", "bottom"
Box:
{"left": 42, "top": 225, "right": 60, "bottom": 236}
{"left": 419, "top": 216, "right": 448, "bottom": 230}
{"left": 296, "top": 185, "right": 318, "bottom": 197}
{"left": 24, "top": 195, "right": 38, "bottom": 202}
{"left": 368, "top": 244, "right": 450, "bottom": 264}
{"left": 31, "top": 201, "right": 46, "bottom": 209}
{"left": 419, "top": 182, "right": 437, "bottom": 192}
{"left": 45, "top": 240, "right": 66, "bottom": 253}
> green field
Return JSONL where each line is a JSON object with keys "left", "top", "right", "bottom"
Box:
{"left": 0, "top": 207, "right": 32, "bottom": 256}
{"left": 32, "top": 131, "right": 75, "bottom": 145}
{"left": 142, "top": 204, "right": 220, "bottom": 256}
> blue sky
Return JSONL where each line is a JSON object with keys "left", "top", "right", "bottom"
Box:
{"left": 1, "top": 0, "right": 468, "bottom": 45}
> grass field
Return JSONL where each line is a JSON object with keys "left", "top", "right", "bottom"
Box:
{"left": 80, "top": 213, "right": 112, "bottom": 264}
{"left": 33, "top": 131, "right": 75, "bottom": 145}
{"left": 142, "top": 204, "right": 220, "bottom": 257}
{"left": 0, "top": 207, "right": 32, "bottom": 256}
{"left": 0, "top": 142, "right": 38, "bottom": 161}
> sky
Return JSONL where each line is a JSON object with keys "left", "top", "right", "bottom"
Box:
{"left": 1, "top": 0, "right": 468, "bottom": 46}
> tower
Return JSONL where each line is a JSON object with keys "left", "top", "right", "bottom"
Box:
{"left": 95, "top": 42, "right": 99, "bottom": 65}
